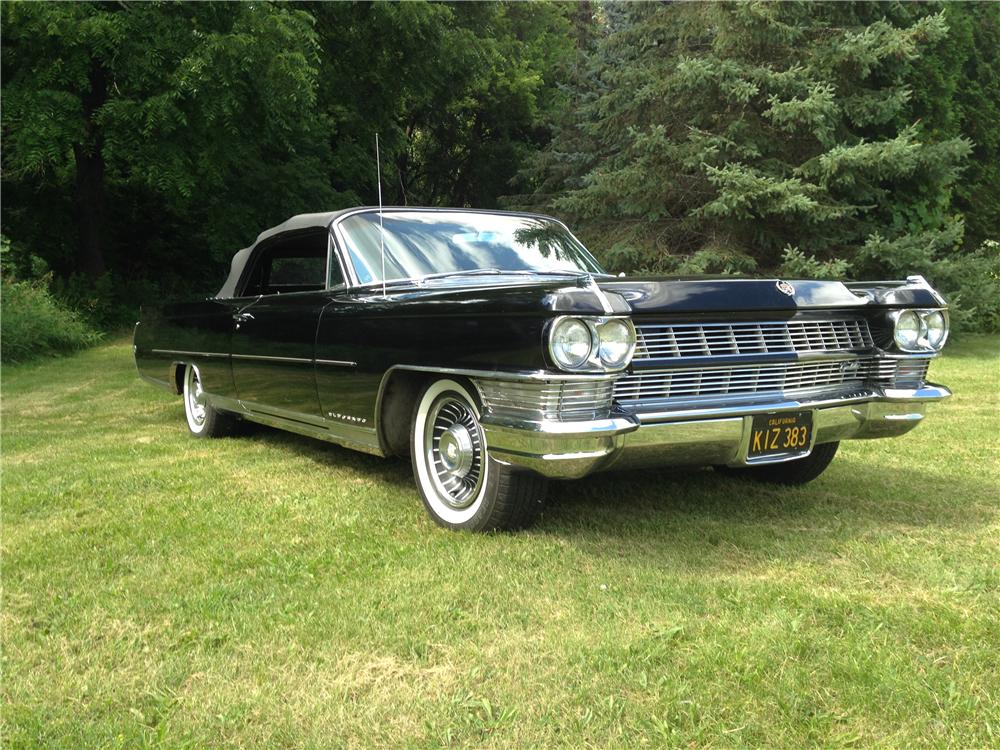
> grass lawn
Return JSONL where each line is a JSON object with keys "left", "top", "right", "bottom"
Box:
{"left": 3, "top": 336, "right": 999, "bottom": 748}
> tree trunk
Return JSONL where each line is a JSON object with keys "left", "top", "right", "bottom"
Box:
{"left": 73, "top": 60, "right": 108, "bottom": 278}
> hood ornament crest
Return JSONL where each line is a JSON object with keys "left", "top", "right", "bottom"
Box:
{"left": 776, "top": 280, "right": 795, "bottom": 296}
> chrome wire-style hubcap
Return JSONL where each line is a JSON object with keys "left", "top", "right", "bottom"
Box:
{"left": 425, "top": 396, "right": 485, "bottom": 509}
{"left": 187, "top": 368, "right": 207, "bottom": 426}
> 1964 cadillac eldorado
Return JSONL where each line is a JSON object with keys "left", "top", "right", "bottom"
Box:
{"left": 134, "top": 207, "right": 951, "bottom": 530}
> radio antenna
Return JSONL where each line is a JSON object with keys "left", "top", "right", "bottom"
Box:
{"left": 375, "top": 133, "right": 387, "bottom": 297}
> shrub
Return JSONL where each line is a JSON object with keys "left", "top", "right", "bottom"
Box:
{"left": 778, "top": 247, "right": 850, "bottom": 280}
{"left": 856, "top": 232, "right": 1000, "bottom": 334}
{"left": 1, "top": 276, "right": 103, "bottom": 363}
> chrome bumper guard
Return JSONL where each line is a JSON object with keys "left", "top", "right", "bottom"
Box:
{"left": 481, "top": 384, "right": 951, "bottom": 479}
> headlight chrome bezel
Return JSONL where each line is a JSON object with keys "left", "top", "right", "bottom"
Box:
{"left": 890, "top": 308, "right": 949, "bottom": 353}
{"left": 547, "top": 315, "right": 636, "bottom": 373}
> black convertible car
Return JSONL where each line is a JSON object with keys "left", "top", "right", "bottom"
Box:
{"left": 134, "top": 207, "right": 951, "bottom": 530}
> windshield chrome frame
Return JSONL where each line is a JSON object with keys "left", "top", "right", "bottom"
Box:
{"left": 328, "top": 207, "right": 606, "bottom": 290}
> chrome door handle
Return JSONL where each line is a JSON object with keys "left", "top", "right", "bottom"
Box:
{"left": 233, "top": 312, "right": 254, "bottom": 329}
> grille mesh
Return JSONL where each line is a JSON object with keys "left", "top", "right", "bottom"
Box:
{"left": 477, "top": 379, "right": 614, "bottom": 423}
{"left": 634, "top": 319, "right": 873, "bottom": 361}
{"left": 614, "top": 360, "right": 874, "bottom": 405}
{"left": 614, "top": 356, "right": 933, "bottom": 408}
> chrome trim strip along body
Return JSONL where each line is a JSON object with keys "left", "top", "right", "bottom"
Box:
{"left": 231, "top": 353, "right": 311, "bottom": 364}
{"left": 206, "top": 394, "right": 383, "bottom": 456}
{"left": 482, "top": 384, "right": 951, "bottom": 479}
{"left": 151, "top": 349, "right": 357, "bottom": 368}
{"left": 151, "top": 348, "right": 229, "bottom": 359}
{"left": 378, "top": 364, "right": 616, "bottom": 387}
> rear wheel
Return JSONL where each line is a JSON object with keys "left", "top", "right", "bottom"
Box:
{"left": 183, "top": 365, "right": 241, "bottom": 438}
{"left": 718, "top": 441, "right": 839, "bottom": 484}
{"left": 410, "top": 378, "right": 546, "bottom": 531}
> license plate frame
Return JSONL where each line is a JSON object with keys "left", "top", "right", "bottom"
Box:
{"left": 748, "top": 411, "right": 813, "bottom": 460}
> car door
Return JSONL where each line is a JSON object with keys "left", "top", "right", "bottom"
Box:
{"left": 230, "top": 229, "right": 341, "bottom": 419}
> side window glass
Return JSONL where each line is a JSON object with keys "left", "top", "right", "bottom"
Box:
{"left": 240, "top": 232, "right": 328, "bottom": 296}
{"left": 271, "top": 256, "right": 325, "bottom": 286}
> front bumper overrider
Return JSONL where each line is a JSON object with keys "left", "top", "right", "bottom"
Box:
{"left": 481, "top": 385, "right": 951, "bottom": 479}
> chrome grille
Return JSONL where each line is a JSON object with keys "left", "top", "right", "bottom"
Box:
{"left": 614, "top": 359, "right": 875, "bottom": 406}
{"left": 476, "top": 378, "right": 614, "bottom": 423}
{"left": 634, "top": 319, "right": 873, "bottom": 361}
{"left": 873, "top": 358, "right": 931, "bottom": 388}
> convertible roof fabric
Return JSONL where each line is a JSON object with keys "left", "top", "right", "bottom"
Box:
{"left": 215, "top": 206, "right": 557, "bottom": 298}
{"left": 216, "top": 209, "right": 351, "bottom": 298}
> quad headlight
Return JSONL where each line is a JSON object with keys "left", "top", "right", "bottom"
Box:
{"left": 549, "top": 318, "right": 593, "bottom": 369}
{"left": 891, "top": 309, "right": 949, "bottom": 352}
{"left": 548, "top": 316, "right": 636, "bottom": 372}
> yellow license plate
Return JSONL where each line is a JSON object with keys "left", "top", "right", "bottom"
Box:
{"left": 748, "top": 411, "right": 812, "bottom": 459}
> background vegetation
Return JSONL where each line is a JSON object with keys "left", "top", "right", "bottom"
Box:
{"left": 1, "top": 0, "right": 998, "bottom": 352}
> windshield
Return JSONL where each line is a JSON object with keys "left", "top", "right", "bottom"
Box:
{"left": 336, "top": 210, "right": 605, "bottom": 285}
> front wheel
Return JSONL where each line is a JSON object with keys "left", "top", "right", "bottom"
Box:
{"left": 410, "top": 378, "right": 547, "bottom": 531}
{"left": 717, "top": 441, "right": 840, "bottom": 484}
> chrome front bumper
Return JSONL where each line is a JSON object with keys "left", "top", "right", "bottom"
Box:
{"left": 482, "top": 385, "right": 951, "bottom": 479}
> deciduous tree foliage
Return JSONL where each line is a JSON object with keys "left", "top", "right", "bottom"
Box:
{"left": 3, "top": 2, "right": 336, "bottom": 295}
{"left": 1, "top": 0, "right": 572, "bottom": 312}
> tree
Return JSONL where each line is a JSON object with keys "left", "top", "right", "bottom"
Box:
{"left": 1, "top": 1, "right": 574, "bottom": 318}
{"left": 309, "top": 1, "right": 574, "bottom": 209}
{"left": 899, "top": 2, "right": 1000, "bottom": 248}
{"left": 533, "top": 2, "right": 973, "bottom": 274}
{"left": 1, "top": 1, "right": 336, "bottom": 283}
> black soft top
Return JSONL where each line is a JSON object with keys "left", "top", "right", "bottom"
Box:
{"left": 215, "top": 206, "right": 564, "bottom": 298}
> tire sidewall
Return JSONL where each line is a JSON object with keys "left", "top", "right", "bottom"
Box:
{"left": 183, "top": 365, "right": 210, "bottom": 436}
{"left": 411, "top": 379, "right": 499, "bottom": 530}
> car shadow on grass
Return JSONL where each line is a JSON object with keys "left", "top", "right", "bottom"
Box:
{"left": 242, "top": 421, "right": 415, "bottom": 492}
{"left": 242, "top": 421, "right": 992, "bottom": 547}
{"left": 534, "top": 453, "right": 994, "bottom": 569}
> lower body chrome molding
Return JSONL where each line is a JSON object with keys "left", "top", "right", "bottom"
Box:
{"left": 481, "top": 384, "right": 951, "bottom": 479}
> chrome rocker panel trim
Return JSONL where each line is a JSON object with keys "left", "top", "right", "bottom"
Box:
{"left": 482, "top": 384, "right": 951, "bottom": 479}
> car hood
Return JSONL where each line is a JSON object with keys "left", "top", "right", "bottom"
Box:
{"left": 599, "top": 276, "right": 945, "bottom": 315}
{"left": 337, "top": 274, "right": 944, "bottom": 317}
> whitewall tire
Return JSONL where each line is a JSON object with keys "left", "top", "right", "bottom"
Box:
{"left": 182, "top": 365, "right": 240, "bottom": 438}
{"left": 410, "top": 378, "right": 547, "bottom": 531}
